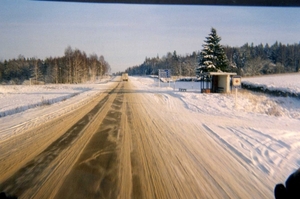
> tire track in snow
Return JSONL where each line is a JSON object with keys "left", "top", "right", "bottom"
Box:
{"left": 226, "top": 127, "right": 293, "bottom": 175}
{"left": 202, "top": 124, "right": 253, "bottom": 167}
{"left": 126, "top": 91, "right": 234, "bottom": 198}
{"left": 202, "top": 122, "right": 298, "bottom": 178}
{"left": 54, "top": 85, "right": 124, "bottom": 199}
{"left": 0, "top": 86, "right": 118, "bottom": 197}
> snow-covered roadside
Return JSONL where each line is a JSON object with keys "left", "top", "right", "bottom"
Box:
{"left": 0, "top": 77, "right": 112, "bottom": 117}
{"left": 242, "top": 73, "right": 300, "bottom": 96}
{"left": 0, "top": 77, "right": 115, "bottom": 141}
{"left": 0, "top": 85, "right": 91, "bottom": 117}
{"left": 130, "top": 76, "right": 300, "bottom": 186}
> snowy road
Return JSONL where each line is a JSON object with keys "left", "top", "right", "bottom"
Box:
{"left": 0, "top": 80, "right": 121, "bottom": 198}
{"left": 55, "top": 80, "right": 271, "bottom": 199}
{"left": 1, "top": 76, "right": 299, "bottom": 198}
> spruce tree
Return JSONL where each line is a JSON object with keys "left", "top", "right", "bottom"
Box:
{"left": 199, "top": 28, "right": 229, "bottom": 73}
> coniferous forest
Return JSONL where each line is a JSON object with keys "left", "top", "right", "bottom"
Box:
{"left": 0, "top": 46, "right": 110, "bottom": 85}
{"left": 125, "top": 33, "right": 300, "bottom": 77}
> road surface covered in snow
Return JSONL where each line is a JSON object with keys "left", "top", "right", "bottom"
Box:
{"left": 138, "top": 76, "right": 300, "bottom": 182}
{"left": 0, "top": 75, "right": 299, "bottom": 198}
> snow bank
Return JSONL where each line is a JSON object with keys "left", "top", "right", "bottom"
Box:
{"left": 242, "top": 73, "right": 300, "bottom": 97}
{"left": 0, "top": 77, "right": 112, "bottom": 118}
{"left": 132, "top": 76, "right": 300, "bottom": 120}
{"left": 0, "top": 85, "right": 90, "bottom": 117}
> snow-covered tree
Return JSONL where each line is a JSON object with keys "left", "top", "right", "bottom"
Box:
{"left": 198, "top": 28, "right": 229, "bottom": 73}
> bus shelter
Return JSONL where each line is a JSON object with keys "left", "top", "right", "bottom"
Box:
{"left": 199, "top": 72, "right": 237, "bottom": 93}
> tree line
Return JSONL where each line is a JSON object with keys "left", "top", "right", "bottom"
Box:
{"left": 125, "top": 39, "right": 300, "bottom": 77}
{"left": 225, "top": 41, "right": 300, "bottom": 76}
{"left": 0, "top": 46, "right": 110, "bottom": 84}
{"left": 125, "top": 51, "right": 200, "bottom": 77}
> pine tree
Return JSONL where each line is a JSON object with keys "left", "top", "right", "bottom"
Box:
{"left": 199, "top": 28, "right": 229, "bottom": 73}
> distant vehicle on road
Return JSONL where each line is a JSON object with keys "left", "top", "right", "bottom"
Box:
{"left": 122, "top": 73, "right": 128, "bottom": 81}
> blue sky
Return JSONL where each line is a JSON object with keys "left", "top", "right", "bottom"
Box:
{"left": 1, "top": 0, "right": 300, "bottom": 72}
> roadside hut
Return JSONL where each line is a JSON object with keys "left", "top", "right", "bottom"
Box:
{"left": 199, "top": 72, "right": 237, "bottom": 93}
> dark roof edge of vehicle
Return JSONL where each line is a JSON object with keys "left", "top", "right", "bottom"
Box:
{"left": 36, "top": 0, "right": 300, "bottom": 7}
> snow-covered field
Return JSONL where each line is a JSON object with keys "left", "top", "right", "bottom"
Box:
{"left": 0, "top": 78, "right": 113, "bottom": 118}
{"left": 1, "top": 74, "right": 300, "bottom": 188}
{"left": 243, "top": 73, "right": 300, "bottom": 95}
{"left": 0, "top": 84, "right": 91, "bottom": 117}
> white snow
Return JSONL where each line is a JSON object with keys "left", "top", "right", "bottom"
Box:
{"left": 131, "top": 75, "right": 300, "bottom": 187}
{"left": 1, "top": 74, "right": 300, "bottom": 190}
{"left": 0, "top": 77, "right": 114, "bottom": 141}
{"left": 242, "top": 73, "right": 300, "bottom": 94}
{"left": 0, "top": 85, "right": 91, "bottom": 117}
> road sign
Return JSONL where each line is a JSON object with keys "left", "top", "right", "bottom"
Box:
{"left": 232, "top": 76, "right": 241, "bottom": 87}
{"left": 158, "top": 69, "right": 171, "bottom": 88}
{"left": 232, "top": 76, "right": 241, "bottom": 109}
{"left": 159, "top": 69, "right": 171, "bottom": 78}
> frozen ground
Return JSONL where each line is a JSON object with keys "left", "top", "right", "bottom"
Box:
{"left": 133, "top": 75, "right": 300, "bottom": 186}
{"left": 1, "top": 74, "right": 300, "bottom": 189}
{"left": 0, "top": 77, "right": 114, "bottom": 141}
{"left": 242, "top": 73, "right": 300, "bottom": 94}
{"left": 0, "top": 78, "right": 112, "bottom": 117}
